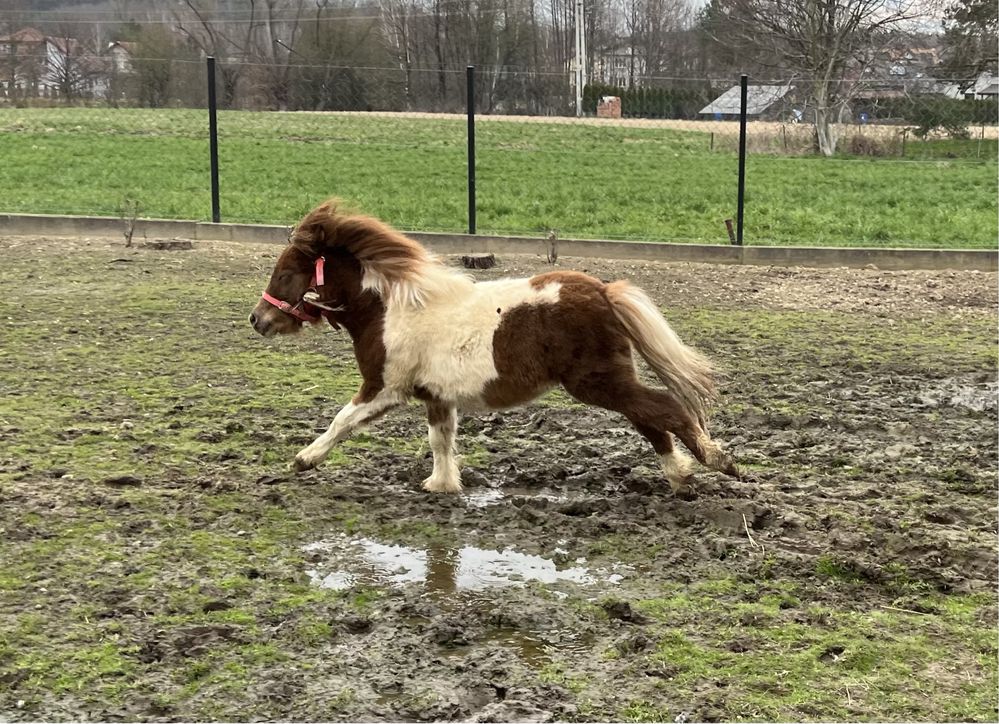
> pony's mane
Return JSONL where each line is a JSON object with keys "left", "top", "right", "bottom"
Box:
{"left": 292, "top": 200, "right": 471, "bottom": 307}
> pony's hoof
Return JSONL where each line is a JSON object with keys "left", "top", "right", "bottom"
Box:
{"left": 673, "top": 485, "right": 697, "bottom": 501}
{"left": 422, "top": 476, "right": 462, "bottom": 494}
{"left": 668, "top": 473, "right": 698, "bottom": 500}
{"left": 293, "top": 456, "right": 316, "bottom": 473}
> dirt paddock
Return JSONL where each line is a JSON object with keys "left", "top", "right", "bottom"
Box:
{"left": 0, "top": 235, "right": 996, "bottom": 721}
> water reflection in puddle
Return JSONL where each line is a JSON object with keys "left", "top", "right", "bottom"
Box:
{"left": 305, "top": 536, "right": 614, "bottom": 593}
{"left": 464, "top": 486, "right": 569, "bottom": 509}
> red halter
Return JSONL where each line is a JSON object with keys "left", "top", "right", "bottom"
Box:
{"left": 260, "top": 256, "right": 337, "bottom": 326}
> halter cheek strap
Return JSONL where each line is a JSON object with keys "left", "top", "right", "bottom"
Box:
{"left": 260, "top": 256, "right": 338, "bottom": 326}
{"left": 315, "top": 256, "right": 325, "bottom": 286}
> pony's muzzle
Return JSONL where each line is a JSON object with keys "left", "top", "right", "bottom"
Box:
{"left": 249, "top": 311, "right": 267, "bottom": 336}
{"left": 249, "top": 308, "right": 275, "bottom": 337}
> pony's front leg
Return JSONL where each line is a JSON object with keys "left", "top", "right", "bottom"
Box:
{"left": 422, "top": 400, "right": 461, "bottom": 493}
{"left": 294, "top": 388, "right": 403, "bottom": 472}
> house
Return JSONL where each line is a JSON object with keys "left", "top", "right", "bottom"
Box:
{"left": 699, "top": 84, "right": 795, "bottom": 120}
{"left": 853, "top": 76, "right": 953, "bottom": 102}
{"left": 108, "top": 41, "right": 137, "bottom": 75}
{"left": 0, "top": 26, "right": 108, "bottom": 100}
{"left": 593, "top": 45, "right": 646, "bottom": 88}
{"left": 881, "top": 43, "right": 940, "bottom": 79}
{"left": 963, "top": 72, "right": 998, "bottom": 99}
{"left": 939, "top": 82, "right": 964, "bottom": 100}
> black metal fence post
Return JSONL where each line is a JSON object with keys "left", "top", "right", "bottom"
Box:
{"left": 736, "top": 73, "right": 747, "bottom": 245}
{"left": 207, "top": 56, "right": 221, "bottom": 223}
{"left": 466, "top": 65, "right": 476, "bottom": 235}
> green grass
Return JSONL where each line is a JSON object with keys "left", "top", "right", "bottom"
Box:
{"left": 619, "top": 579, "right": 998, "bottom": 722}
{"left": 673, "top": 308, "right": 998, "bottom": 378}
{"left": 0, "top": 107, "right": 994, "bottom": 247}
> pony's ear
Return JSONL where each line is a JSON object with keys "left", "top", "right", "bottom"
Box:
{"left": 292, "top": 198, "right": 340, "bottom": 255}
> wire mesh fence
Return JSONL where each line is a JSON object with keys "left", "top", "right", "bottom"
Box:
{"left": 0, "top": 54, "right": 995, "bottom": 248}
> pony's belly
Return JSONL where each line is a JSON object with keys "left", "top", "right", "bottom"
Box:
{"left": 384, "top": 330, "right": 499, "bottom": 401}
{"left": 454, "top": 395, "right": 489, "bottom": 412}
{"left": 481, "top": 378, "right": 557, "bottom": 409}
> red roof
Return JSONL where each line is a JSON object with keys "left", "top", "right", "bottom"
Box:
{"left": 0, "top": 27, "right": 47, "bottom": 43}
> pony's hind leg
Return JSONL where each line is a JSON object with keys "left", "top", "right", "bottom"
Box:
{"left": 563, "top": 370, "right": 739, "bottom": 495}
{"left": 423, "top": 400, "right": 461, "bottom": 493}
{"left": 637, "top": 393, "right": 740, "bottom": 482}
{"left": 634, "top": 423, "right": 697, "bottom": 498}
{"left": 690, "top": 430, "right": 741, "bottom": 480}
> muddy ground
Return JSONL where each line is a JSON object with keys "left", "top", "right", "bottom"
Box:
{"left": 0, "top": 235, "right": 996, "bottom": 722}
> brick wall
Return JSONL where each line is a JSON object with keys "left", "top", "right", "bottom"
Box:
{"left": 596, "top": 96, "right": 621, "bottom": 118}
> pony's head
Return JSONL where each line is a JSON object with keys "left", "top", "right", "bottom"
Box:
{"left": 249, "top": 200, "right": 342, "bottom": 337}
{"left": 250, "top": 198, "right": 443, "bottom": 336}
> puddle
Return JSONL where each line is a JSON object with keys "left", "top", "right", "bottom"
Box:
{"left": 464, "top": 486, "right": 571, "bottom": 509}
{"left": 464, "top": 489, "right": 505, "bottom": 508}
{"left": 918, "top": 380, "right": 997, "bottom": 413}
{"left": 304, "top": 535, "right": 619, "bottom": 593}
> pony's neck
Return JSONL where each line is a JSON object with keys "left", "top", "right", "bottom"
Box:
{"left": 334, "top": 289, "right": 386, "bottom": 385}
{"left": 335, "top": 289, "right": 385, "bottom": 344}
{"left": 311, "top": 247, "right": 382, "bottom": 340}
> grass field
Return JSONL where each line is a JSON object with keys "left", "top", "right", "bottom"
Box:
{"left": 0, "top": 108, "right": 996, "bottom": 248}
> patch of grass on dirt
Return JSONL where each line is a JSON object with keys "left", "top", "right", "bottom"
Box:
{"left": 628, "top": 578, "right": 997, "bottom": 721}
{"left": 938, "top": 466, "right": 992, "bottom": 495}
{"left": 538, "top": 662, "right": 589, "bottom": 694}
{"left": 677, "top": 308, "right": 997, "bottom": 378}
{"left": 0, "top": 107, "right": 995, "bottom": 247}
{"left": 0, "top": 273, "right": 367, "bottom": 481}
{"left": 0, "top": 246, "right": 384, "bottom": 718}
{"left": 587, "top": 533, "right": 665, "bottom": 563}
{"left": 540, "top": 387, "right": 587, "bottom": 408}
{"left": 0, "top": 472, "right": 367, "bottom": 718}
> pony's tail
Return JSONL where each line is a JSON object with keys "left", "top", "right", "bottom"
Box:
{"left": 605, "top": 281, "right": 716, "bottom": 427}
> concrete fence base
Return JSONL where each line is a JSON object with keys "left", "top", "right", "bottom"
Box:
{"left": 1, "top": 213, "right": 995, "bottom": 272}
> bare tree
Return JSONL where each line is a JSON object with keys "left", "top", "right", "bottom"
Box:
{"left": 703, "top": 0, "right": 926, "bottom": 155}
{"left": 45, "top": 26, "right": 105, "bottom": 102}
{"left": 1, "top": 36, "right": 31, "bottom": 105}
{"left": 938, "top": 0, "right": 998, "bottom": 80}
{"left": 250, "top": 0, "right": 308, "bottom": 110}
{"left": 173, "top": 0, "right": 259, "bottom": 107}
{"left": 379, "top": 0, "right": 416, "bottom": 107}
{"left": 293, "top": 1, "right": 383, "bottom": 111}
{"left": 618, "top": 0, "right": 690, "bottom": 82}
{"left": 129, "top": 25, "right": 182, "bottom": 107}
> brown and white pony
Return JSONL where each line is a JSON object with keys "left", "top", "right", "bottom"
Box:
{"left": 249, "top": 200, "right": 740, "bottom": 497}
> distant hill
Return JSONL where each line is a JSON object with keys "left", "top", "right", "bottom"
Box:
{"left": 23, "top": 0, "right": 112, "bottom": 9}
{"left": 19, "top": 0, "right": 159, "bottom": 14}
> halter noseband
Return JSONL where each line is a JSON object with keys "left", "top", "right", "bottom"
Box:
{"left": 260, "top": 256, "right": 342, "bottom": 327}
